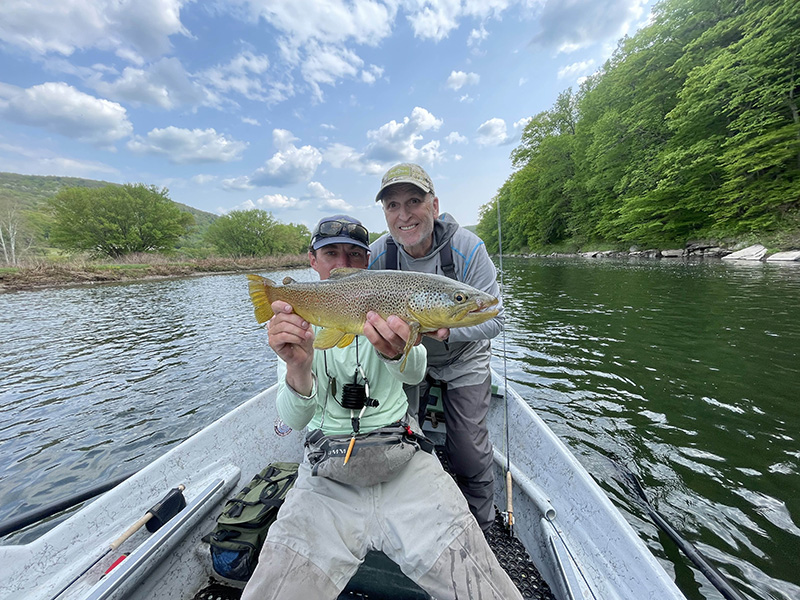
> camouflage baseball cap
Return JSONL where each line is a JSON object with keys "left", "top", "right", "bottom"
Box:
{"left": 375, "top": 163, "right": 434, "bottom": 201}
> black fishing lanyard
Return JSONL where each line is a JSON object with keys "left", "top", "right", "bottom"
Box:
{"left": 321, "top": 337, "right": 378, "bottom": 435}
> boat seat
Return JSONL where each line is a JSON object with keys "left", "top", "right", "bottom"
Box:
{"left": 339, "top": 550, "right": 429, "bottom": 599}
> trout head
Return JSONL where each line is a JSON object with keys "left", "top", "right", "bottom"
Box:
{"left": 407, "top": 285, "right": 499, "bottom": 331}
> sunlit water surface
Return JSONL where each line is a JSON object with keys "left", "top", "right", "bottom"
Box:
{"left": 1, "top": 259, "right": 798, "bottom": 600}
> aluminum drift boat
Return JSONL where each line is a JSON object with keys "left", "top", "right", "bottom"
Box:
{"left": 0, "top": 369, "right": 686, "bottom": 600}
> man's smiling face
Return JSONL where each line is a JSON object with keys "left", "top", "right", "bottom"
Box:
{"left": 381, "top": 184, "right": 439, "bottom": 259}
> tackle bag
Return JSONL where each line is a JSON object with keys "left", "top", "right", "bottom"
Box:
{"left": 208, "top": 461, "right": 299, "bottom": 581}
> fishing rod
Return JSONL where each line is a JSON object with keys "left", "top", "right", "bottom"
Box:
{"left": 0, "top": 470, "right": 137, "bottom": 538}
{"left": 496, "top": 198, "right": 513, "bottom": 535}
{"left": 612, "top": 460, "right": 747, "bottom": 600}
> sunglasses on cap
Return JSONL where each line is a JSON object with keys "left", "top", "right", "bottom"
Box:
{"left": 311, "top": 219, "right": 370, "bottom": 247}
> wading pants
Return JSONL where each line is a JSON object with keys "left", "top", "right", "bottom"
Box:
{"left": 409, "top": 376, "right": 495, "bottom": 532}
{"left": 240, "top": 451, "right": 522, "bottom": 600}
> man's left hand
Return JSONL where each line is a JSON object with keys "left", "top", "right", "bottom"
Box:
{"left": 363, "top": 311, "right": 421, "bottom": 359}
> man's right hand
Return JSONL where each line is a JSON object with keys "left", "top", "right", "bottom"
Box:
{"left": 266, "top": 300, "right": 315, "bottom": 394}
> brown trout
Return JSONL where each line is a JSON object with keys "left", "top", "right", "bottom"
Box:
{"left": 247, "top": 268, "right": 499, "bottom": 371}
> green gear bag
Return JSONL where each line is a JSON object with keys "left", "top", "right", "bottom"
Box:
{"left": 208, "top": 461, "right": 299, "bottom": 581}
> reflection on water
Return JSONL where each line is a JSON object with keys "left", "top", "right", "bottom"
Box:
{"left": 491, "top": 258, "right": 800, "bottom": 600}
{"left": 0, "top": 268, "right": 315, "bottom": 540}
{"left": 1, "top": 259, "right": 799, "bottom": 600}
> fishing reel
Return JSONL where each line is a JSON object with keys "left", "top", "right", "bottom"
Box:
{"left": 341, "top": 381, "right": 379, "bottom": 410}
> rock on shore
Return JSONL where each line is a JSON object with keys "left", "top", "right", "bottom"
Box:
{"left": 522, "top": 243, "right": 800, "bottom": 262}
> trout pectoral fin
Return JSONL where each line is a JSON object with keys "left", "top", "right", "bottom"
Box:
{"left": 399, "top": 321, "right": 420, "bottom": 373}
{"left": 314, "top": 328, "right": 354, "bottom": 349}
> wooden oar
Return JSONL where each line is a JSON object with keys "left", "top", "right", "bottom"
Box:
{"left": 49, "top": 484, "right": 186, "bottom": 600}
{"left": 612, "top": 461, "right": 747, "bottom": 600}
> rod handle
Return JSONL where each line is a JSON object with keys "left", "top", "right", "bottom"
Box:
{"left": 505, "top": 470, "right": 514, "bottom": 526}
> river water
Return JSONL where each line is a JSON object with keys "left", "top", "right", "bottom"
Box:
{"left": 1, "top": 258, "right": 798, "bottom": 600}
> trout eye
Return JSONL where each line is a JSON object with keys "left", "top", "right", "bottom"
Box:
{"left": 453, "top": 292, "right": 468, "bottom": 303}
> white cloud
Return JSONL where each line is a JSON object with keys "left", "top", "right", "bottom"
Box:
{"left": 323, "top": 143, "right": 384, "bottom": 175}
{"left": 446, "top": 70, "right": 480, "bottom": 91}
{"left": 306, "top": 181, "right": 352, "bottom": 210}
{"left": 513, "top": 116, "right": 533, "bottom": 129}
{"left": 445, "top": 131, "right": 468, "bottom": 144}
{"left": 320, "top": 197, "right": 353, "bottom": 211}
{"left": 531, "top": 0, "right": 646, "bottom": 54}
{"left": 239, "top": 0, "right": 395, "bottom": 99}
{"left": 475, "top": 118, "right": 509, "bottom": 147}
{"left": 0, "top": 141, "right": 119, "bottom": 177}
{"left": 419, "top": 139, "right": 444, "bottom": 164}
{"left": 192, "top": 174, "right": 216, "bottom": 184}
{"left": 222, "top": 176, "right": 255, "bottom": 191}
{"left": 364, "top": 106, "right": 443, "bottom": 164}
{"left": 200, "top": 51, "right": 271, "bottom": 101}
{"left": 361, "top": 64, "right": 384, "bottom": 84}
{"left": 242, "top": 0, "right": 395, "bottom": 48}
{"left": 247, "top": 129, "right": 323, "bottom": 187}
{"left": 89, "top": 57, "right": 207, "bottom": 109}
{"left": 0, "top": 82, "right": 132, "bottom": 146}
{"left": 127, "top": 126, "right": 248, "bottom": 164}
{"left": 254, "top": 193, "right": 302, "bottom": 209}
{"left": 558, "top": 59, "right": 596, "bottom": 80}
{"left": 519, "top": 77, "right": 527, "bottom": 86}
{"left": 405, "top": 0, "right": 461, "bottom": 41}
{"left": 301, "top": 42, "right": 363, "bottom": 101}
{"left": 307, "top": 181, "right": 335, "bottom": 199}
{"left": 467, "top": 25, "right": 488, "bottom": 48}
{"left": 0, "top": 0, "right": 190, "bottom": 62}
{"left": 459, "top": 94, "right": 474, "bottom": 103}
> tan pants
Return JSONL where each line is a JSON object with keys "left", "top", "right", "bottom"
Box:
{"left": 241, "top": 451, "right": 522, "bottom": 600}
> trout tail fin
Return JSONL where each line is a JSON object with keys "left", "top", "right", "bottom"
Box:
{"left": 247, "top": 274, "right": 276, "bottom": 324}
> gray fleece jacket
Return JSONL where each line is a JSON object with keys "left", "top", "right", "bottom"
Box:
{"left": 368, "top": 213, "right": 503, "bottom": 388}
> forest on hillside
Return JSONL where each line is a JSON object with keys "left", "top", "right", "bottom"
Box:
{"left": 477, "top": 0, "right": 800, "bottom": 253}
{"left": 0, "top": 173, "right": 219, "bottom": 260}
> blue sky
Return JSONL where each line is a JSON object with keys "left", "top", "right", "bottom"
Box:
{"left": 0, "top": 0, "right": 656, "bottom": 234}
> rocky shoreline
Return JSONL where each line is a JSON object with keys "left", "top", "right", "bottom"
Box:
{"left": 521, "top": 243, "right": 800, "bottom": 263}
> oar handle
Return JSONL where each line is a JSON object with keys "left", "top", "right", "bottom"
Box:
{"left": 110, "top": 513, "right": 152, "bottom": 551}
{"left": 109, "top": 484, "right": 185, "bottom": 551}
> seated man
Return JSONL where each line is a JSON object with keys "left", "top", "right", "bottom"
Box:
{"left": 242, "top": 215, "right": 522, "bottom": 600}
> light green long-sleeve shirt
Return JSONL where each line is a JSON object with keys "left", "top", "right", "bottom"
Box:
{"left": 276, "top": 330, "right": 427, "bottom": 435}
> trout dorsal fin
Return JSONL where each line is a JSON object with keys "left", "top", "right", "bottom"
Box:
{"left": 313, "top": 328, "right": 356, "bottom": 350}
{"left": 328, "top": 267, "right": 362, "bottom": 279}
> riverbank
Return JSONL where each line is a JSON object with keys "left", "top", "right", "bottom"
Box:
{"left": 518, "top": 242, "right": 800, "bottom": 262}
{"left": 0, "top": 254, "right": 310, "bottom": 292}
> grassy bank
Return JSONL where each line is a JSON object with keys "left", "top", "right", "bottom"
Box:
{"left": 0, "top": 254, "right": 310, "bottom": 292}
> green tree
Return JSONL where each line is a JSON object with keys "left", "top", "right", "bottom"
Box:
{"left": 205, "top": 209, "right": 309, "bottom": 257}
{"left": 48, "top": 184, "right": 194, "bottom": 258}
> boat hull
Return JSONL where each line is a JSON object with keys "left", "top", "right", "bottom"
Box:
{"left": 0, "top": 372, "right": 686, "bottom": 600}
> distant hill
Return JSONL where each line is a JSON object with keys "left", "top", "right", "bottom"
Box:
{"left": 0, "top": 172, "right": 114, "bottom": 210}
{"left": 0, "top": 172, "right": 218, "bottom": 254}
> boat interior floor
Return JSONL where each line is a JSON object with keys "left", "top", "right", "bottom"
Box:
{"left": 192, "top": 447, "right": 554, "bottom": 600}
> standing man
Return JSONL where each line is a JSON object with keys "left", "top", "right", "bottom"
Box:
{"left": 369, "top": 164, "right": 503, "bottom": 533}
